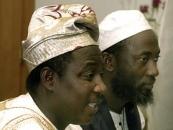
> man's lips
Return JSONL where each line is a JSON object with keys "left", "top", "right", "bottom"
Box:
{"left": 146, "top": 77, "right": 156, "bottom": 85}
{"left": 88, "top": 103, "right": 98, "bottom": 109}
{"left": 143, "top": 84, "right": 154, "bottom": 89}
{"left": 87, "top": 96, "right": 103, "bottom": 111}
{"left": 142, "top": 77, "right": 156, "bottom": 89}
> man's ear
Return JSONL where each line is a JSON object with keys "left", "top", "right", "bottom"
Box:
{"left": 40, "top": 67, "right": 58, "bottom": 92}
{"left": 102, "top": 52, "right": 116, "bottom": 71}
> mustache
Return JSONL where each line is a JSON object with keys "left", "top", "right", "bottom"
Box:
{"left": 89, "top": 93, "right": 105, "bottom": 104}
{"left": 110, "top": 72, "right": 155, "bottom": 105}
{"left": 141, "top": 76, "right": 156, "bottom": 85}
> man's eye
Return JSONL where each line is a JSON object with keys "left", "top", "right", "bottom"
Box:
{"left": 154, "top": 55, "right": 160, "bottom": 62}
{"left": 139, "top": 56, "right": 149, "bottom": 64}
{"left": 83, "top": 72, "right": 95, "bottom": 81}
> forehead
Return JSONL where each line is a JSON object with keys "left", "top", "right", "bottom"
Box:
{"left": 126, "top": 30, "right": 160, "bottom": 55}
{"left": 71, "top": 45, "right": 102, "bottom": 67}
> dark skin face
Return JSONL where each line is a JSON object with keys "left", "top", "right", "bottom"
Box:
{"left": 36, "top": 46, "right": 106, "bottom": 130}
{"left": 103, "top": 30, "right": 160, "bottom": 112}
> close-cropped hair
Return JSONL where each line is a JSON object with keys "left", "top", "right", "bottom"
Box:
{"left": 103, "top": 39, "right": 128, "bottom": 56}
{"left": 26, "top": 52, "right": 72, "bottom": 94}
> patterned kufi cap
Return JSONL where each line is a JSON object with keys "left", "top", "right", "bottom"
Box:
{"left": 22, "top": 4, "right": 99, "bottom": 72}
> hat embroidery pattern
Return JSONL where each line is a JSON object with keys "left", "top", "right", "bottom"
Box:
{"left": 41, "top": 5, "right": 95, "bottom": 19}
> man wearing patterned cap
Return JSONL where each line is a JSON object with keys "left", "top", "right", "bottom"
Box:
{"left": 0, "top": 4, "right": 106, "bottom": 130}
{"left": 68, "top": 10, "right": 160, "bottom": 130}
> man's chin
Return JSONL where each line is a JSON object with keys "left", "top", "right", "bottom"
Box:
{"left": 135, "top": 89, "right": 154, "bottom": 106}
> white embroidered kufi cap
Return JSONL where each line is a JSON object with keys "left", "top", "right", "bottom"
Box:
{"left": 22, "top": 4, "right": 99, "bottom": 72}
{"left": 99, "top": 10, "right": 152, "bottom": 51}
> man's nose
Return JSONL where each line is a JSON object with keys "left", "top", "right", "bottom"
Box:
{"left": 93, "top": 75, "right": 106, "bottom": 93}
{"left": 147, "top": 60, "right": 159, "bottom": 77}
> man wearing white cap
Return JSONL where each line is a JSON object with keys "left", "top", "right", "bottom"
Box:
{"left": 0, "top": 4, "right": 106, "bottom": 130}
{"left": 78, "top": 10, "right": 160, "bottom": 130}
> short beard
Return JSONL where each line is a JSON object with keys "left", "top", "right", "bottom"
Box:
{"left": 111, "top": 70, "right": 154, "bottom": 106}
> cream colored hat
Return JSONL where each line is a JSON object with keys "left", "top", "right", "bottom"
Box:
{"left": 99, "top": 10, "right": 152, "bottom": 51}
{"left": 22, "top": 4, "right": 99, "bottom": 72}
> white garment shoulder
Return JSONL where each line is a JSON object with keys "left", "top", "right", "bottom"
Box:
{"left": 0, "top": 93, "right": 57, "bottom": 130}
{"left": 137, "top": 106, "right": 145, "bottom": 129}
{"left": 2, "top": 116, "right": 47, "bottom": 130}
{"left": 65, "top": 124, "right": 83, "bottom": 130}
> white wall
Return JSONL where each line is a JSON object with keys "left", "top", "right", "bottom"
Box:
{"left": 148, "top": 0, "right": 173, "bottom": 129}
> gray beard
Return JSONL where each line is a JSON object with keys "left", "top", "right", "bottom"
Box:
{"left": 111, "top": 71, "right": 154, "bottom": 106}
